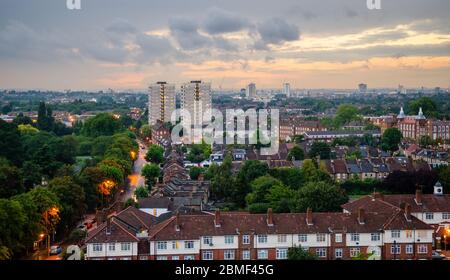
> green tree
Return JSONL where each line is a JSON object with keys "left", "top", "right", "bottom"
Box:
{"left": 287, "top": 146, "right": 305, "bottom": 161}
{"left": 0, "top": 158, "right": 24, "bottom": 198}
{"left": 381, "top": 128, "right": 402, "bottom": 151}
{"left": 419, "top": 135, "right": 436, "bottom": 147}
{"left": 81, "top": 113, "right": 122, "bottom": 137}
{"left": 408, "top": 97, "right": 438, "bottom": 118}
{"left": 37, "top": 102, "right": 54, "bottom": 132}
{"left": 335, "top": 104, "right": 360, "bottom": 127}
{"left": 269, "top": 167, "right": 304, "bottom": 190}
{"left": 49, "top": 176, "right": 86, "bottom": 234}
{"left": 0, "top": 119, "right": 23, "bottom": 165}
{"left": 141, "top": 163, "right": 161, "bottom": 189}
{"left": 0, "top": 199, "right": 26, "bottom": 257}
{"left": 186, "top": 143, "right": 211, "bottom": 163}
{"left": 246, "top": 176, "right": 283, "bottom": 206}
{"left": 308, "top": 142, "right": 332, "bottom": 159}
{"left": 145, "top": 144, "right": 164, "bottom": 164}
{"left": 288, "top": 246, "right": 317, "bottom": 260}
{"left": 134, "top": 186, "right": 149, "bottom": 199}
{"left": 294, "top": 181, "right": 348, "bottom": 212}
{"left": 189, "top": 166, "right": 204, "bottom": 180}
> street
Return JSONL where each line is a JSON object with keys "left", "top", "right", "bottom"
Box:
{"left": 123, "top": 141, "right": 148, "bottom": 201}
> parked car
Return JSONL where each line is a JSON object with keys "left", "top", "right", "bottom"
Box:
{"left": 432, "top": 251, "right": 445, "bottom": 260}
{"left": 50, "top": 245, "right": 62, "bottom": 255}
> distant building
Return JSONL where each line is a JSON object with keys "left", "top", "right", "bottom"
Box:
{"left": 358, "top": 83, "right": 368, "bottom": 94}
{"left": 246, "top": 83, "right": 256, "bottom": 99}
{"left": 148, "top": 82, "right": 176, "bottom": 125}
{"left": 282, "top": 83, "right": 291, "bottom": 98}
{"left": 181, "top": 81, "right": 212, "bottom": 128}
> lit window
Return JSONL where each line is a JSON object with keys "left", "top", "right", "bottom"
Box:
{"left": 350, "top": 247, "right": 360, "bottom": 258}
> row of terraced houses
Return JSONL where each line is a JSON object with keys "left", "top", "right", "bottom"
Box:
{"left": 85, "top": 183, "right": 450, "bottom": 260}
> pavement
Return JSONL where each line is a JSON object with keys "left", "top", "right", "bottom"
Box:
{"left": 123, "top": 141, "right": 148, "bottom": 202}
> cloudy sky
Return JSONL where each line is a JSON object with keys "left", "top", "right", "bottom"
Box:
{"left": 1, "top": 0, "right": 450, "bottom": 90}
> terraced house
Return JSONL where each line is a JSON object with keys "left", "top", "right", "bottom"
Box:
{"left": 85, "top": 207, "right": 434, "bottom": 260}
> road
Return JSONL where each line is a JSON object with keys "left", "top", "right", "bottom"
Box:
{"left": 123, "top": 141, "right": 148, "bottom": 201}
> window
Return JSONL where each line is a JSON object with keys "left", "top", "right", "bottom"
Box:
{"left": 298, "top": 234, "right": 307, "bottom": 243}
{"left": 406, "top": 244, "right": 413, "bottom": 254}
{"left": 121, "top": 243, "right": 131, "bottom": 251}
{"left": 257, "top": 249, "right": 268, "bottom": 260}
{"left": 157, "top": 241, "right": 167, "bottom": 250}
{"left": 202, "top": 250, "right": 213, "bottom": 260}
{"left": 172, "top": 241, "right": 177, "bottom": 249}
{"left": 350, "top": 233, "right": 360, "bottom": 242}
{"left": 350, "top": 247, "right": 360, "bottom": 258}
{"left": 242, "top": 235, "right": 250, "bottom": 245}
{"left": 203, "top": 236, "right": 212, "bottom": 245}
{"left": 371, "top": 233, "right": 380, "bottom": 241}
{"left": 171, "top": 256, "right": 179, "bottom": 260}
{"left": 316, "top": 234, "right": 326, "bottom": 243}
{"left": 108, "top": 243, "right": 115, "bottom": 251}
{"left": 224, "top": 235, "right": 234, "bottom": 244}
{"left": 258, "top": 235, "right": 268, "bottom": 244}
{"left": 278, "top": 235, "right": 287, "bottom": 243}
{"left": 335, "top": 234, "right": 342, "bottom": 243}
{"left": 425, "top": 213, "right": 434, "bottom": 220}
{"left": 316, "top": 248, "right": 327, "bottom": 257}
{"left": 242, "top": 250, "right": 251, "bottom": 260}
{"left": 442, "top": 213, "right": 450, "bottom": 220}
{"left": 92, "top": 243, "right": 102, "bottom": 252}
{"left": 276, "top": 248, "right": 288, "bottom": 260}
{"left": 391, "top": 244, "right": 401, "bottom": 255}
{"left": 224, "top": 250, "right": 235, "bottom": 260}
{"left": 418, "top": 244, "right": 428, "bottom": 254}
{"left": 391, "top": 230, "right": 400, "bottom": 239}
{"left": 139, "top": 256, "right": 148, "bottom": 260}
{"left": 184, "top": 241, "right": 194, "bottom": 249}
{"left": 335, "top": 248, "right": 343, "bottom": 259}
{"left": 156, "top": 256, "right": 167, "bottom": 260}
{"left": 184, "top": 255, "right": 195, "bottom": 260}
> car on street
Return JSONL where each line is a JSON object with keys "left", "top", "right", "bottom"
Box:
{"left": 432, "top": 251, "right": 445, "bottom": 260}
{"left": 49, "top": 245, "right": 62, "bottom": 255}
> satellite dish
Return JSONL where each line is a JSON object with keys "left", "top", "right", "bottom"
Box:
{"left": 367, "top": 246, "right": 381, "bottom": 260}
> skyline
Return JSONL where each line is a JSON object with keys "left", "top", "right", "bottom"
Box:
{"left": 1, "top": 0, "right": 450, "bottom": 90}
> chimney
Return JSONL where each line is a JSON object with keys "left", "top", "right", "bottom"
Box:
{"left": 214, "top": 209, "right": 221, "bottom": 228}
{"left": 357, "top": 208, "right": 365, "bottom": 225}
{"left": 404, "top": 203, "right": 412, "bottom": 222}
{"left": 267, "top": 208, "right": 274, "bottom": 226}
{"left": 175, "top": 212, "right": 180, "bottom": 231}
{"left": 415, "top": 189, "right": 423, "bottom": 205}
{"left": 106, "top": 216, "right": 112, "bottom": 235}
{"left": 306, "top": 208, "right": 313, "bottom": 226}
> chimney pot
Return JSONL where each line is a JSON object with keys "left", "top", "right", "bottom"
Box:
{"left": 267, "top": 208, "right": 274, "bottom": 226}
{"left": 415, "top": 189, "right": 423, "bottom": 205}
{"left": 306, "top": 208, "right": 313, "bottom": 225}
{"left": 358, "top": 208, "right": 365, "bottom": 225}
{"left": 214, "top": 209, "right": 221, "bottom": 227}
{"left": 405, "top": 203, "right": 412, "bottom": 221}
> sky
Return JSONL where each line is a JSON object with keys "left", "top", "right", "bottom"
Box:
{"left": 0, "top": 0, "right": 450, "bottom": 91}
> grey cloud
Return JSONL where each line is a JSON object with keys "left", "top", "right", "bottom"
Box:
{"left": 135, "top": 33, "right": 177, "bottom": 64}
{"left": 202, "top": 7, "right": 250, "bottom": 34}
{"left": 169, "top": 17, "right": 212, "bottom": 50}
{"left": 105, "top": 18, "right": 137, "bottom": 35}
{"left": 254, "top": 18, "right": 300, "bottom": 49}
